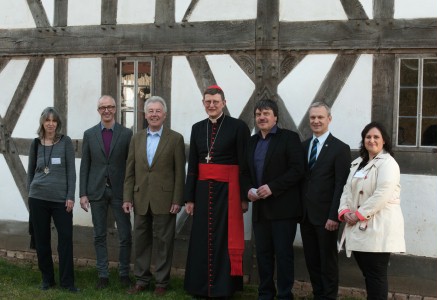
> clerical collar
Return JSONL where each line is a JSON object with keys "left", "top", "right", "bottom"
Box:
{"left": 147, "top": 126, "right": 163, "bottom": 136}
{"left": 209, "top": 113, "right": 224, "bottom": 124}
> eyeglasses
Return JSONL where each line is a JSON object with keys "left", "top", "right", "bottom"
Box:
{"left": 203, "top": 100, "right": 222, "bottom": 107}
{"left": 98, "top": 105, "right": 116, "bottom": 112}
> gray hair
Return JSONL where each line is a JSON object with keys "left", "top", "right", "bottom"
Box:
{"left": 309, "top": 101, "right": 331, "bottom": 116}
{"left": 37, "top": 107, "right": 63, "bottom": 140}
{"left": 97, "top": 95, "right": 116, "bottom": 108}
{"left": 144, "top": 96, "right": 167, "bottom": 113}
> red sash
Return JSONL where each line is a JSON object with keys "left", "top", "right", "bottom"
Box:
{"left": 198, "top": 163, "right": 244, "bottom": 276}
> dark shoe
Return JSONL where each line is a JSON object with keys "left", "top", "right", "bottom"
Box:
{"left": 40, "top": 281, "right": 55, "bottom": 290}
{"left": 64, "top": 286, "right": 80, "bottom": 293}
{"left": 119, "top": 275, "right": 132, "bottom": 287}
{"left": 154, "top": 287, "right": 166, "bottom": 297}
{"left": 96, "top": 277, "right": 109, "bottom": 289}
{"left": 127, "top": 284, "right": 147, "bottom": 295}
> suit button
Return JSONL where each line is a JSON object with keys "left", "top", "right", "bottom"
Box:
{"left": 359, "top": 191, "right": 363, "bottom": 194}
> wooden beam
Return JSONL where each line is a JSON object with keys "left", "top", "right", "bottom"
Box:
{"left": 26, "top": 0, "right": 50, "bottom": 27}
{"left": 298, "top": 54, "right": 359, "bottom": 140}
{"left": 278, "top": 53, "right": 305, "bottom": 82}
{"left": 182, "top": 0, "right": 199, "bottom": 23}
{"left": 54, "top": 0, "right": 68, "bottom": 27}
{"left": 231, "top": 53, "right": 256, "bottom": 82}
{"left": 0, "top": 58, "right": 10, "bottom": 73}
{"left": 340, "top": 0, "right": 368, "bottom": 20}
{"left": 155, "top": 0, "right": 175, "bottom": 24}
{"left": 3, "top": 58, "right": 45, "bottom": 133}
{"left": 54, "top": 58, "right": 68, "bottom": 133}
{"left": 374, "top": 0, "right": 394, "bottom": 19}
{"left": 101, "top": 0, "right": 118, "bottom": 25}
{"left": 154, "top": 56, "right": 173, "bottom": 128}
{"left": 102, "top": 57, "right": 118, "bottom": 99}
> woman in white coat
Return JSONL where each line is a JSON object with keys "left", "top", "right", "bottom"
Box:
{"left": 338, "top": 122, "right": 405, "bottom": 300}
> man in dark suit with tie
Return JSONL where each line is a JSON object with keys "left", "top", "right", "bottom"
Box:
{"left": 79, "top": 95, "right": 133, "bottom": 289}
{"left": 123, "top": 96, "right": 185, "bottom": 297}
{"left": 241, "top": 99, "right": 305, "bottom": 300}
{"left": 301, "top": 102, "right": 351, "bottom": 300}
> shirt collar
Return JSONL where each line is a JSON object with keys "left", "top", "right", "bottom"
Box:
{"left": 313, "top": 131, "right": 330, "bottom": 145}
{"left": 100, "top": 122, "right": 115, "bottom": 131}
{"left": 147, "top": 126, "right": 163, "bottom": 136}
{"left": 257, "top": 124, "right": 278, "bottom": 139}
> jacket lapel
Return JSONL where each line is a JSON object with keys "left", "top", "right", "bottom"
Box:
{"left": 93, "top": 123, "right": 106, "bottom": 157}
{"left": 262, "top": 128, "right": 281, "bottom": 174}
{"left": 314, "top": 133, "right": 333, "bottom": 166}
{"left": 108, "top": 123, "right": 121, "bottom": 159}
{"left": 150, "top": 127, "right": 170, "bottom": 167}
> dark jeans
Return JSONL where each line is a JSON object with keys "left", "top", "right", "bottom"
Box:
{"left": 353, "top": 251, "right": 391, "bottom": 300}
{"left": 29, "top": 197, "right": 74, "bottom": 288}
{"left": 90, "top": 187, "right": 132, "bottom": 278}
{"left": 253, "top": 219, "right": 297, "bottom": 300}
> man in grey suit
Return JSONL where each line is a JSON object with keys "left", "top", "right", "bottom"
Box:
{"left": 80, "top": 95, "right": 133, "bottom": 289}
{"left": 123, "top": 96, "right": 185, "bottom": 296}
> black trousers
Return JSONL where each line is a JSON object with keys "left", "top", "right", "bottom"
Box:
{"left": 300, "top": 219, "right": 339, "bottom": 300}
{"left": 353, "top": 251, "right": 391, "bottom": 300}
{"left": 29, "top": 197, "right": 75, "bottom": 288}
{"left": 253, "top": 218, "right": 297, "bottom": 300}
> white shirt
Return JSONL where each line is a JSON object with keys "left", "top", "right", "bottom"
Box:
{"left": 308, "top": 131, "right": 330, "bottom": 162}
{"left": 146, "top": 126, "right": 163, "bottom": 165}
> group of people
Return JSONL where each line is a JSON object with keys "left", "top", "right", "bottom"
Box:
{"left": 27, "top": 85, "right": 405, "bottom": 299}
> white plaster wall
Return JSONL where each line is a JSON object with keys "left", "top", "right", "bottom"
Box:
{"left": 68, "top": 0, "right": 101, "bottom": 26}
{"left": 0, "top": 0, "right": 35, "bottom": 29}
{"left": 13, "top": 59, "right": 54, "bottom": 138}
{"left": 67, "top": 58, "right": 102, "bottom": 139}
{"left": 359, "top": 0, "right": 373, "bottom": 19}
{"left": 280, "top": 0, "right": 347, "bottom": 22}
{"left": 188, "top": 0, "right": 257, "bottom": 21}
{"left": 0, "top": 155, "right": 28, "bottom": 221}
{"left": 330, "top": 55, "right": 372, "bottom": 149}
{"left": 278, "top": 54, "right": 337, "bottom": 126}
{"left": 175, "top": 0, "right": 192, "bottom": 22}
{"left": 206, "top": 55, "right": 255, "bottom": 118}
{"left": 41, "top": 0, "right": 54, "bottom": 26}
{"left": 0, "top": 60, "right": 29, "bottom": 117}
{"left": 170, "top": 56, "right": 205, "bottom": 142}
{"left": 394, "top": 0, "right": 437, "bottom": 19}
{"left": 117, "top": 0, "right": 155, "bottom": 24}
{"left": 401, "top": 174, "right": 437, "bottom": 258}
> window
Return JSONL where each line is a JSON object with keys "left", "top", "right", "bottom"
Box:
{"left": 119, "top": 58, "right": 153, "bottom": 133}
{"left": 397, "top": 57, "right": 437, "bottom": 147}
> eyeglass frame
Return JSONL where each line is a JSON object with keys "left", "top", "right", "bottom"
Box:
{"left": 98, "top": 105, "right": 116, "bottom": 112}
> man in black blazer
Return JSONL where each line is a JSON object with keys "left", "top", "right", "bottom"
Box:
{"left": 80, "top": 95, "right": 133, "bottom": 289}
{"left": 301, "top": 102, "right": 351, "bottom": 300}
{"left": 242, "top": 99, "right": 305, "bottom": 300}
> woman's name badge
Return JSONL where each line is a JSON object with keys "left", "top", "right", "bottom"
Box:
{"left": 51, "top": 157, "right": 61, "bottom": 164}
{"left": 354, "top": 169, "right": 366, "bottom": 178}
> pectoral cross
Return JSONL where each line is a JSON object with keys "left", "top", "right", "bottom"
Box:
{"left": 205, "top": 153, "right": 211, "bottom": 163}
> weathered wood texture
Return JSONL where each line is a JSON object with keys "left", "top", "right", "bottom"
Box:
{"left": 54, "top": 58, "right": 68, "bottom": 134}
{"left": 0, "top": 58, "right": 10, "bottom": 73}
{"left": 101, "top": 57, "right": 118, "bottom": 99}
{"left": 1, "top": 19, "right": 436, "bottom": 57}
{"left": 154, "top": 56, "right": 173, "bottom": 128}
{"left": 373, "top": 0, "right": 394, "bottom": 19}
{"left": 101, "top": 0, "right": 118, "bottom": 25}
{"left": 53, "top": 0, "right": 68, "bottom": 27}
{"left": 340, "top": 0, "right": 368, "bottom": 20}
{"left": 155, "top": 0, "right": 175, "bottom": 24}
{"left": 182, "top": 0, "right": 199, "bottom": 22}
{"left": 26, "top": 0, "right": 50, "bottom": 27}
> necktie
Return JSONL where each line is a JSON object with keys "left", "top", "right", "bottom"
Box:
{"left": 308, "top": 138, "right": 319, "bottom": 169}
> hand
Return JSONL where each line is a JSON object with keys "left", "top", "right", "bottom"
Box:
{"left": 247, "top": 189, "right": 260, "bottom": 202}
{"left": 65, "top": 199, "right": 74, "bottom": 213}
{"left": 122, "top": 202, "right": 133, "bottom": 214}
{"left": 256, "top": 184, "right": 272, "bottom": 199}
{"left": 170, "top": 204, "right": 181, "bottom": 214}
{"left": 80, "top": 196, "right": 90, "bottom": 212}
{"left": 185, "top": 202, "right": 194, "bottom": 216}
{"left": 241, "top": 201, "right": 248, "bottom": 213}
{"left": 344, "top": 212, "right": 359, "bottom": 226}
{"left": 325, "top": 219, "right": 339, "bottom": 231}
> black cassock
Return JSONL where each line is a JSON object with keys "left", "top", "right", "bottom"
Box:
{"left": 184, "top": 114, "right": 250, "bottom": 298}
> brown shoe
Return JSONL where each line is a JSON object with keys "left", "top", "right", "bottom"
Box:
{"left": 154, "top": 287, "right": 166, "bottom": 296}
{"left": 127, "top": 284, "right": 147, "bottom": 295}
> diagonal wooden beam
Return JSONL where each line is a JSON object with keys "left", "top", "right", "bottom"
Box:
{"left": 340, "top": 0, "right": 368, "bottom": 20}
{"left": 26, "top": 0, "right": 50, "bottom": 27}
{"left": 0, "top": 58, "right": 11, "bottom": 73}
{"left": 187, "top": 56, "right": 230, "bottom": 116}
{"left": 182, "top": 0, "right": 200, "bottom": 22}
{"left": 54, "top": 0, "right": 68, "bottom": 27}
{"left": 101, "top": 0, "right": 118, "bottom": 25}
{"left": 298, "top": 54, "right": 360, "bottom": 140}
{"left": 374, "top": 0, "right": 394, "bottom": 19}
{"left": 231, "top": 54, "right": 256, "bottom": 83}
{"left": 3, "top": 58, "right": 45, "bottom": 133}
{"left": 278, "top": 53, "right": 305, "bottom": 83}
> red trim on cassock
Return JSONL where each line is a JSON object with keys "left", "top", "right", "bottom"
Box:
{"left": 198, "top": 163, "right": 244, "bottom": 276}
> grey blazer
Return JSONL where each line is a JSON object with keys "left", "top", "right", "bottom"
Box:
{"left": 80, "top": 122, "right": 132, "bottom": 200}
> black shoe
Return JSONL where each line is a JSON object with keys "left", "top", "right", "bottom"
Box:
{"left": 96, "top": 277, "right": 109, "bottom": 289}
{"left": 63, "top": 286, "right": 79, "bottom": 293}
{"left": 119, "top": 275, "right": 132, "bottom": 287}
{"left": 40, "top": 281, "right": 55, "bottom": 290}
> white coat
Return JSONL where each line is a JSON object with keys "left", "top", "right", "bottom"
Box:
{"left": 338, "top": 150, "right": 406, "bottom": 257}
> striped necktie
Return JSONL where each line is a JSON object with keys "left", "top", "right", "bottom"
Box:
{"left": 308, "top": 138, "right": 319, "bottom": 169}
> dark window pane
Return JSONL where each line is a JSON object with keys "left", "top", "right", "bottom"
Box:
{"left": 423, "top": 88, "right": 437, "bottom": 117}
{"left": 423, "top": 59, "right": 437, "bottom": 87}
{"left": 421, "top": 118, "right": 437, "bottom": 146}
{"left": 398, "top": 117, "right": 417, "bottom": 145}
{"left": 400, "top": 59, "right": 418, "bottom": 86}
{"left": 398, "top": 88, "right": 418, "bottom": 116}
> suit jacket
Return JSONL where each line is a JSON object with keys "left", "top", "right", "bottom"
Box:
{"left": 123, "top": 126, "right": 185, "bottom": 215}
{"left": 242, "top": 127, "right": 305, "bottom": 222}
{"left": 302, "top": 133, "right": 351, "bottom": 226}
{"left": 80, "top": 122, "right": 132, "bottom": 200}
